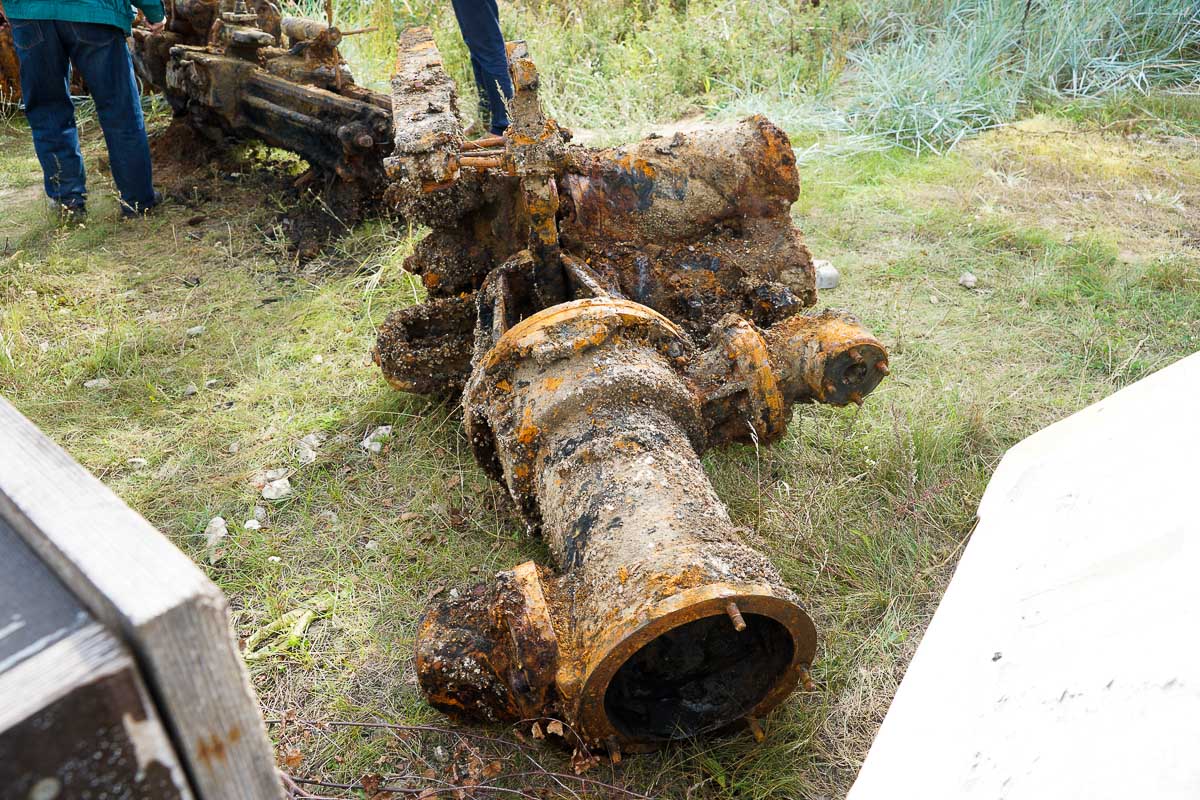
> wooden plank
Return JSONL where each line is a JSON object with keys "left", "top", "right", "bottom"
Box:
{"left": 0, "top": 396, "right": 283, "bottom": 800}
{"left": 848, "top": 351, "right": 1200, "bottom": 799}
{"left": 1, "top": 621, "right": 194, "bottom": 799}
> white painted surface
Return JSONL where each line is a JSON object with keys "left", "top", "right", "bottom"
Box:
{"left": 848, "top": 351, "right": 1200, "bottom": 800}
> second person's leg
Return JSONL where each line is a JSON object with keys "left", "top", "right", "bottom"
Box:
{"left": 450, "top": 0, "right": 513, "bottom": 136}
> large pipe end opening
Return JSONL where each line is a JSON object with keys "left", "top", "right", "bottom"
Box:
{"left": 601, "top": 611, "right": 799, "bottom": 743}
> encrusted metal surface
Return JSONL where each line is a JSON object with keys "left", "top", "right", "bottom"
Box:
{"left": 366, "top": 34, "right": 889, "bottom": 752}
{"left": 130, "top": 2, "right": 393, "bottom": 213}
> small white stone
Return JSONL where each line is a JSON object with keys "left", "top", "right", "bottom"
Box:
{"left": 252, "top": 467, "right": 289, "bottom": 487}
{"left": 205, "top": 379, "right": 220, "bottom": 389}
{"left": 84, "top": 377, "right": 111, "bottom": 390}
{"left": 127, "top": 457, "right": 148, "bottom": 469}
{"left": 815, "top": 259, "right": 840, "bottom": 290}
{"left": 243, "top": 519, "right": 261, "bottom": 530}
{"left": 267, "top": 555, "right": 282, "bottom": 563}
{"left": 182, "top": 383, "right": 198, "bottom": 397}
{"left": 297, "top": 431, "right": 326, "bottom": 465}
{"left": 360, "top": 425, "right": 393, "bottom": 454}
{"left": 930, "top": 295, "right": 940, "bottom": 304}
{"left": 959, "top": 271, "right": 978, "bottom": 289}
{"left": 311, "top": 354, "right": 324, "bottom": 364}
{"left": 364, "top": 539, "right": 379, "bottom": 551}
{"left": 254, "top": 505, "right": 268, "bottom": 523}
{"left": 262, "top": 476, "right": 292, "bottom": 500}
{"left": 228, "top": 442, "right": 241, "bottom": 454}
{"left": 300, "top": 432, "right": 327, "bottom": 449}
{"left": 186, "top": 325, "right": 206, "bottom": 337}
{"left": 203, "top": 516, "right": 228, "bottom": 563}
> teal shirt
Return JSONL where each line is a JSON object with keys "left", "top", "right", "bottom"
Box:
{"left": 5, "top": 0, "right": 165, "bottom": 35}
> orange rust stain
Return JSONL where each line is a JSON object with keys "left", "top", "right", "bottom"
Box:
{"left": 196, "top": 733, "right": 227, "bottom": 767}
{"left": 617, "top": 566, "right": 628, "bottom": 585}
{"left": 543, "top": 376, "right": 563, "bottom": 391}
{"left": 517, "top": 406, "right": 540, "bottom": 445}
{"left": 496, "top": 378, "right": 513, "bottom": 392}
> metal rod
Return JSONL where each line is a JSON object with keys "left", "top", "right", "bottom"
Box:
{"left": 726, "top": 601, "right": 747, "bottom": 632}
{"left": 458, "top": 155, "right": 503, "bottom": 170}
{"left": 745, "top": 716, "right": 765, "bottom": 743}
{"left": 461, "top": 134, "right": 505, "bottom": 151}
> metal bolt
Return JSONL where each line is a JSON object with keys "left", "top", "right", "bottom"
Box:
{"left": 605, "top": 736, "right": 622, "bottom": 765}
{"left": 726, "top": 601, "right": 747, "bottom": 632}
{"left": 877, "top": 362, "right": 890, "bottom": 376}
{"left": 799, "top": 663, "right": 816, "bottom": 692}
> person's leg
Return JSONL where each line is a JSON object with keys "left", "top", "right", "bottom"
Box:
{"left": 450, "top": 0, "right": 513, "bottom": 135}
{"left": 62, "top": 20, "right": 157, "bottom": 214}
{"left": 10, "top": 19, "right": 87, "bottom": 209}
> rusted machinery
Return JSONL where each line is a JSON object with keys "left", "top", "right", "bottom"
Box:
{"left": 130, "top": 0, "right": 392, "bottom": 209}
{"left": 128, "top": 11, "right": 889, "bottom": 754}
{"left": 0, "top": 4, "right": 18, "bottom": 103}
{"left": 373, "top": 34, "right": 890, "bottom": 753}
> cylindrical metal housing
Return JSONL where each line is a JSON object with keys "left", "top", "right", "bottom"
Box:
{"left": 432, "top": 298, "right": 818, "bottom": 749}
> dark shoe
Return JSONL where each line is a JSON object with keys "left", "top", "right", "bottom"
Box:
{"left": 49, "top": 199, "right": 88, "bottom": 225}
{"left": 121, "top": 190, "right": 164, "bottom": 219}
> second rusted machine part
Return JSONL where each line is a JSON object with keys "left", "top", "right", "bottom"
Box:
{"left": 0, "top": 3, "right": 19, "bottom": 104}
{"left": 130, "top": 1, "right": 393, "bottom": 214}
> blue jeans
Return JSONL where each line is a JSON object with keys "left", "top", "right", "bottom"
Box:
{"left": 10, "top": 18, "right": 156, "bottom": 212}
{"left": 450, "top": 0, "right": 513, "bottom": 136}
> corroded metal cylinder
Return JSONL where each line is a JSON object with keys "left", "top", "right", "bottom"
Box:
{"left": 417, "top": 297, "right": 886, "bottom": 750}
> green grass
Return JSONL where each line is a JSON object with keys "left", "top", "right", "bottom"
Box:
{"left": 3, "top": 88, "right": 1198, "bottom": 796}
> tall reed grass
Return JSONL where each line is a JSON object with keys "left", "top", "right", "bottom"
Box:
{"left": 286, "top": 0, "right": 1200, "bottom": 151}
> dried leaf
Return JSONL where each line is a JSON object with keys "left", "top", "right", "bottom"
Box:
{"left": 482, "top": 761, "right": 503, "bottom": 779}
{"left": 283, "top": 747, "right": 303, "bottom": 770}
{"left": 570, "top": 749, "right": 600, "bottom": 775}
{"left": 425, "top": 585, "right": 446, "bottom": 602}
{"left": 361, "top": 774, "right": 382, "bottom": 795}
{"left": 530, "top": 721, "right": 544, "bottom": 740}
{"left": 546, "top": 720, "right": 564, "bottom": 738}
